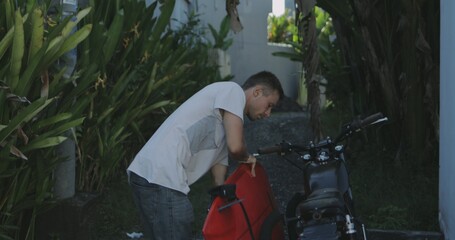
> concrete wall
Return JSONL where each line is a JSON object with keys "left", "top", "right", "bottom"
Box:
{"left": 195, "top": 1, "right": 301, "bottom": 99}
{"left": 145, "top": 0, "right": 300, "bottom": 98}
{"left": 439, "top": 0, "right": 455, "bottom": 239}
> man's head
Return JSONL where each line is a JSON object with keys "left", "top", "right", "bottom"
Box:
{"left": 242, "top": 71, "right": 284, "bottom": 121}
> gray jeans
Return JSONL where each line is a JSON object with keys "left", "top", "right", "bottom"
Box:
{"left": 129, "top": 172, "right": 194, "bottom": 240}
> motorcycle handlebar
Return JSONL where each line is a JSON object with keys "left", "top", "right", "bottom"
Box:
{"left": 360, "top": 112, "right": 384, "bottom": 127}
{"left": 257, "top": 112, "right": 387, "bottom": 156}
{"left": 348, "top": 112, "right": 385, "bottom": 132}
{"left": 336, "top": 112, "right": 386, "bottom": 142}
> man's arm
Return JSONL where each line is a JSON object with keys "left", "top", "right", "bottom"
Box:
{"left": 222, "top": 110, "right": 249, "bottom": 160}
{"left": 222, "top": 110, "right": 257, "bottom": 176}
{"left": 211, "top": 163, "right": 227, "bottom": 186}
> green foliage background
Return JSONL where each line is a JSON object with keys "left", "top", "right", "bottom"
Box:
{"left": 267, "top": 9, "right": 298, "bottom": 44}
{"left": 272, "top": 0, "right": 439, "bottom": 232}
{"left": 0, "top": 0, "right": 440, "bottom": 238}
{"left": 0, "top": 0, "right": 231, "bottom": 238}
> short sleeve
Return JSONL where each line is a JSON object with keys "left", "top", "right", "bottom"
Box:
{"left": 213, "top": 83, "right": 245, "bottom": 121}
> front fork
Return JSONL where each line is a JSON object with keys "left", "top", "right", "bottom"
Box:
{"left": 345, "top": 215, "right": 357, "bottom": 240}
{"left": 345, "top": 214, "right": 368, "bottom": 240}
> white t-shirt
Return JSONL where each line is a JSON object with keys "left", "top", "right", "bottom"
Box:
{"left": 127, "top": 82, "right": 245, "bottom": 194}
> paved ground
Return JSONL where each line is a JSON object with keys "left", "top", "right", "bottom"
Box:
{"left": 241, "top": 111, "right": 311, "bottom": 213}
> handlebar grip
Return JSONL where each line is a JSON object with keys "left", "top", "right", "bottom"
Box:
{"left": 361, "top": 112, "right": 384, "bottom": 127}
{"left": 257, "top": 145, "right": 282, "bottom": 154}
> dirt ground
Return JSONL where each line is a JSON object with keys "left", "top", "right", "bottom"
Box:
{"left": 240, "top": 109, "right": 312, "bottom": 214}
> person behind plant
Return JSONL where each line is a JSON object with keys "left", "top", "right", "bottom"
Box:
{"left": 127, "top": 71, "right": 284, "bottom": 239}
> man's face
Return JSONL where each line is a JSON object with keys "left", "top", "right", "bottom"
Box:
{"left": 246, "top": 88, "right": 280, "bottom": 121}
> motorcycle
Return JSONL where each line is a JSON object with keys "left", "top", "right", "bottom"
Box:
{"left": 202, "top": 112, "right": 388, "bottom": 240}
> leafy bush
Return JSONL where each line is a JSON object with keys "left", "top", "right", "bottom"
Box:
{"left": 368, "top": 205, "right": 409, "bottom": 230}
{"left": 267, "top": 9, "right": 297, "bottom": 44}
{"left": 0, "top": 1, "right": 92, "bottom": 239}
{"left": 321, "top": 108, "right": 439, "bottom": 231}
{"left": 1, "top": 0, "right": 232, "bottom": 238}
{"left": 72, "top": 1, "right": 228, "bottom": 192}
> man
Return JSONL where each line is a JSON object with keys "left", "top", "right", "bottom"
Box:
{"left": 127, "top": 71, "right": 284, "bottom": 239}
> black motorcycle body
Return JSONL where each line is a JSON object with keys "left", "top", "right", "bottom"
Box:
{"left": 258, "top": 112, "right": 388, "bottom": 240}
{"left": 291, "top": 144, "right": 356, "bottom": 240}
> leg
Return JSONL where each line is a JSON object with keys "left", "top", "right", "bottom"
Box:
{"left": 154, "top": 186, "right": 194, "bottom": 239}
{"left": 129, "top": 172, "right": 194, "bottom": 240}
{"left": 129, "top": 172, "right": 157, "bottom": 238}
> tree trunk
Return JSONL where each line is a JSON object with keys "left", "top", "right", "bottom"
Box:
{"left": 295, "top": 0, "right": 322, "bottom": 141}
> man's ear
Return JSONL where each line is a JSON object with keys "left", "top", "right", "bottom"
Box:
{"left": 253, "top": 87, "right": 261, "bottom": 97}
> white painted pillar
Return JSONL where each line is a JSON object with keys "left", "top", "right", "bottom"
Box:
{"left": 439, "top": 0, "right": 455, "bottom": 239}
{"left": 53, "top": 0, "right": 78, "bottom": 200}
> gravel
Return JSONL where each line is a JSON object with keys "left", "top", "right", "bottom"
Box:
{"left": 192, "top": 110, "right": 311, "bottom": 240}
{"left": 231, "top": 111, "right": 312, "bottom": 215}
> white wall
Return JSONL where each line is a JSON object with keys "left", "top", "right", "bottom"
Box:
{"left": 145, "top": 0, "right": 300, "bottom": 98}
{"left": 195, "top": 1, "right": 301, "bottom": 99}
{"left": 439, "top": 0, "right": 455, "bottom": 239}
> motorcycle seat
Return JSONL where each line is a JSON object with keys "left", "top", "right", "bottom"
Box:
{"left": 299, "top": 188, "right": 344, "bottom": 212}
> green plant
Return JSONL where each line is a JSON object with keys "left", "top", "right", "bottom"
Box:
{"left": 320, "top": 107, "right": 439, "bottom": 231}
{"left": 69, "top": 0, "right": 231, "bottom": 192}
{"left": 315, "top": 0, "right": 439, "bottom": 230}
{"left": 368, "top": 205, "right": 409, "bottom": 229}
{"left": 267, "top": 9, "right": 297, "bottom": 44}
{"left": 0, "top": 1, "right": 92, "bottom": 238}
{"left": 1, "top": 0, "right": 234, "bottom": 237}
{"left": 271, "top": 7, "right": 342, "bottom": 108}
{"left": 208, "top": 15, "right": 233, "bottom": 51}
{"left": 90, "top": 174, "right": 141, "bottom": 239}
{"left": 70, "top": 0, "right": 178, "bottom": 192}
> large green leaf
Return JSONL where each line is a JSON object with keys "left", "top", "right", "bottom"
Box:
{"left": 16, "top": 46, "right": 47, "bottom": 96}
{"left": 86, "top": 21, "right": 108, "bottom": 66}
{"left": 9, "top": 11, "right": 25, "bottom": 92}
{"left": 33, "top": 117, "right": 85, "bottom": 140}
{"left": 61, "top": 7, "right": 92, "bottom": 37}
{"left": 31, "top": 113, "right": 73, "bottom": 131}
{"left": 27, "top": 7, "right": 43, "bottom": 64}
{"left": 138, "top": 100, "right": 172, "bottom": 118}
{"left": 55, "top": 24, "right": 92, "bottom": 58}
{"left": 97, "top": 107, "right": 115, "bottom": 124}
{"left": 108, "top": 67, "right": 132, "bottom": 102}
{"left": 41, "top": 8, "right": 92, "bottom": 68}
{"left": 146, "top": 0, "right": 175, "bottom": 49}
{"left": 2, "top": 0, "right": 14, "bottom": 30}
{"left": 103, "top": 9, "right": 124, "bottom": 62}
{"left": 0, "top": 27, "right": 14, "bottom": 60}
{"left": 41, "top": 36, "right": 64, "bottom": 67}
{"left": 0, "top": 97, "right": 53, "bottom": 144}
{"left": 20, "top": 136, "right": 67, "bottom": 152}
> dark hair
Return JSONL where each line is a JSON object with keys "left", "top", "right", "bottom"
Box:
{"left": 241, "top": 71, "right": 284, "bottom": 99}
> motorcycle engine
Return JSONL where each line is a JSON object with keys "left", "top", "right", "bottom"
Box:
{"left": 298, "top": 222, "right": 340, "bottom": 240}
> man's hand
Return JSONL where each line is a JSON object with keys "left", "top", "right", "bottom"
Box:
{"left": 239, "top": 155, "right": 256, "bottom": 177}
